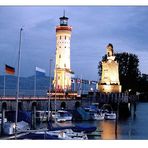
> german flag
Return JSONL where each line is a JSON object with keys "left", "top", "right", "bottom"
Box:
{"left": 5, "top": 64, "right": 15, "bottom": 75}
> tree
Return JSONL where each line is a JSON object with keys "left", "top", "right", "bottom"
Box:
{"left": 98, "top": 52, "right": 141, "bottom": 92}
{"left": 138, "top": 74, "right": 148, "bottom": 92}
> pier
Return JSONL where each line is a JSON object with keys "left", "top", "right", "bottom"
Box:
{"left": 0, "top": 92, "right": 138, "bottom": 135}
{"left": 0, "top": 92, "right": 138, "bottom": 111}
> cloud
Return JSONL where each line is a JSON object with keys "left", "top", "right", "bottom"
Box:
{"left": 0, "top": 6, "right": 148, "bottom": 80}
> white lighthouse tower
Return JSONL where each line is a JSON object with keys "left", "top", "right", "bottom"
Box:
{"left": 53, "top": 13, "right": 73, "bottom": 91}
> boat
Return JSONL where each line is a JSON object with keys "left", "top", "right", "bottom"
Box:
{"left": 47, "top": 129, "right": 88, "bottom": 140}
{"left": 52, "top": 110, "right": 72, "bottom": 122}
{"left": 17, "top": 125, "right": 88, "bottom": 140}
{"left": 84, "top": 103, "right": 104, "bottom": 120}
{"left": 104, "top": 112, "right": 116, "bottom": 120}
{"left": 17, "top": 129, "right": 88, "bottom": 140}
{"left": 3, "top": 120, "right": 30, "bottom": 135}
{"left": 0, "top": 113, "right": 7, "bottom": 124}
{"left": 36, "top": 110, "right": 48, "bottom": 122}
{"left": 92, "top": 112, "right": 104, "bottom": 120}
{"left": 84, "top": 103, "right": 100, "bottom": 112}
{"left": 72, "top": 124, "right": 97, "bottom": 133}
{"left": 17, "top": 132, "right": 59, "bottom": 140}
{"left": 101, "top": 104, "right": 116, "bottom": 120}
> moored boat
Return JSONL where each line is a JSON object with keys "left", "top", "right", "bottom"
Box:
{"left": 52, "top": 110, "right": 72, "bottom": 122}
{"left": 0, "top": 115, "right": 7, "bottom": 124}
{"left": 92, "top": 112, "right": 105, "bottom": 120}
{"left": 104, "top": 112, "right": 116, "bottom": 120}
{"left": 17, "top": 128, "right": 88, "bottom": 140}
{"left": 3, "top": 120, "right": 30, "bottom": 135}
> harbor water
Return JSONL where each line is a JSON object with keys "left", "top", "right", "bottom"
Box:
{"left": 91, "top": 102, "right": 148, "bottom": 140}
{"left": 56, "top": 102, "right": 148, "bottom": 140}
{"left": 1, "top": 102, "right": 148, "bottom": 140}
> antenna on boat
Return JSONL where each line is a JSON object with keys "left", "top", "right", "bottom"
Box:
{"left": 15, "top": 27, "right": 23, "bottom": 139}
{"left": 63, "top": 9, "right": 65, "bottom": 17}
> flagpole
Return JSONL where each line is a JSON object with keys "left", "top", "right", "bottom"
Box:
{"left": 54, "top": 67, "right": 57, "bottom": 123}
{"left": 48, "top": 59, "right": 52, "bottom": 121}
{"left": 34, "top": 67, "right": 36, "bottom": 97}
{"left": 3, "top": 74, "right": 6, "bottom": 97}
{"left": 76, "top": 76, "right": 78, "bottom": 94}
{"left": 73, "top": 78, "right": 75, "bottom": 92}
{"left": 15, "top": 28, "right": 23, "bottom": 139}
{"left": 80, "top": 74, "right": 82, "bottom": 96}
{"left": 55, "top": 69, "right": 57, "bottom": 113}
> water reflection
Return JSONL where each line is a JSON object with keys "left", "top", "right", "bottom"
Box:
{"left": 37, "top": 103, "right": 148, "bottom": 140}
{"left": 99, "top": 120, "right": 120, "bottom": 140}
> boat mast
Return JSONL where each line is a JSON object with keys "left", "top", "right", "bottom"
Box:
{"left": 15, "top": 28, "right": 23, "bottom": 139}
{"left": 34, "top": 66, "right": 36, "bottom": 97}
{"left": 3, "top": 74, "right": 6, "bottom": 97}
{"left": 48, "top": 58, "right": 53, "bottom": 121}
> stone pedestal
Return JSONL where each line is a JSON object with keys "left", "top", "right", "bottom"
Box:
{"left": 99, "top": 84, "right": 122, "bottom": 93}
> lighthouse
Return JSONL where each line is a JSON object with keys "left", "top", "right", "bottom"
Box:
{"left": 53, "top": 13, "right": 73, "bottom": 91}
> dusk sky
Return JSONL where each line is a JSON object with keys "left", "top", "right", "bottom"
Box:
{"left": 0, "top": 6, "right": 148, "bottom": 81}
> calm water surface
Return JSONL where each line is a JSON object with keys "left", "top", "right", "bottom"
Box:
{"left": 73, "top": 102, "right": 148, "bottom": 140}
{"left": 36, "top": 102, "right": 148, "bottom": 140}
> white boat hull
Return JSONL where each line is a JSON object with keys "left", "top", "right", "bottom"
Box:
{"left": 32, "top": 129, "right": 88, "bottom": 140}
{"left": 52, "top": 110, "right": 72, "bottom": 122}
{"left": 104, "top": 113, "right": 116, "bottom": 120}
{"left": 92, "top": 113, "right": 104, "bottom": 120}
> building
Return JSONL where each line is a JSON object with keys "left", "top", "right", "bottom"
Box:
{"left": 98, "top": 43, "right": 122, "bottom": 93}
{"left": 53, "top": 13, "right": 73, "bottom": 91}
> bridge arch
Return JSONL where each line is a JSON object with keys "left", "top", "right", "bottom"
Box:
{"left": 75, "top": 101, "right": 81, "bottom": 108}
{"left": 60, "top": 101, "right": 66, "bottom": 109}
{"left": 31, "top": 102, "right": 37, "bottom": 110}
{"left": 18, "top": 102, "right": 23, "bottom": 110}
{"left": 1, "top": 102, "right": 7, "bottom": 110}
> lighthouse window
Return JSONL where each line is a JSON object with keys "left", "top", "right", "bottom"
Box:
{"left": 65, "top": 36, "right": 66, "bottom": 40}
{"left": 65, "top": 46, "right": 66, "bottom": 48}
{"left": 64, "top": 64, "right": 66, "bottom": 67}
{"left": 60, "top": 36, "right": 61, "bottom": 39}
{"left": 59, "top": 55, "right": 61, "bottom": 58}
